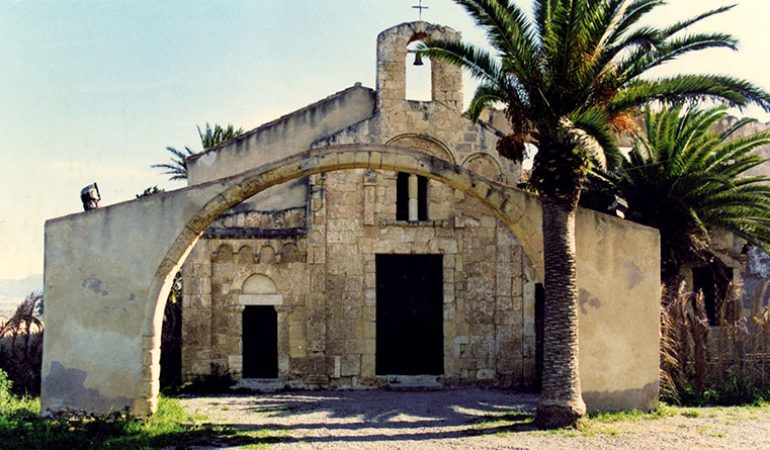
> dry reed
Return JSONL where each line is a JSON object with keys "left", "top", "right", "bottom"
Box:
{"left": 0, "top": 292, "right": 43, "bottom": 395}
{"left": 661, "top": 282, "right": 770, "bottom": 404}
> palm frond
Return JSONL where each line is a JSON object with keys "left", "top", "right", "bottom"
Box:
{"left": 597, "top": 105, "right": 770, "bottom": 275}
{"left": 568, "top": 107, "right": 621, "bottom": 169}
{"left": 719, "top": 116, "right": 759, "bottom": 140}
{"left": 467, "top": 82, "right": 507, "bottom": 121}
{"left": 420, "top": 39, "right": 504, "bottom": 84}
{"left": 618, "top": 33, "right": 737, "bottom": 81}
{"left": 452, "top": 0, "right": 538, "bottom": 66}
{"left": 610, "top": 75, "right": 770, "bottom": 114}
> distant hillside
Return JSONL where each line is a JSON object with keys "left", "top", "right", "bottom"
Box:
{"left": 0, "top": 274, "right": 42, "bottom": 318}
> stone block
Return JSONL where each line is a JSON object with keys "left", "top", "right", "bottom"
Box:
{"left": 363, "top": 306, "right": 376, "bottom": 322}
{"left": 345, "top": 276, "right": 363, "bottom": 293}
{"left": 332, "top": 356, "right": 341, "bottom": 378}
{"left": 443, "top": 304, "right": 456, "bottom": 321}
{"left": 364, "top": 322, "right": 376, "bottom": 340}
{"left": 289, "top": 339, "right": 307, "bottom": 358}
{"left": 443, "top": 283, "right": 455, "bottom": 303}
{"left": 327, "top": 339, "right": 345, "bottom": 355}
{"left": 289, "top": 320, "right": 306, "bottom": 341}
{"left": 364, "top": 289, "right": 376, "bottom": 306}
{"left": 364, "top": 272, "right": 377, "bottom": 289}
{"left": 361, "top": 354, "right": 375, "bottom": 376}
{"left": 346, "top": 339, "right": 366, "bottom": 354}
{"left": 341, "top": 355, "right": 361, "bottom": 377}
{"left": 477, "top": 369, "right": 495, "bottom": 380}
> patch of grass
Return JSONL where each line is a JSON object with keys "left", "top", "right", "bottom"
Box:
{"left": 473, "top": 410, "right": 534, "bottom": 429}
{"left": 0, "top": 371, "right": 287, "bottom": 450}
{"left": 577, "top": 421, "right": 620, "bottom": 437}
{"left": 589, "top": 403, "right": 685, "bottom": 424}
{"left": 696, "top": 424, "right": 725, "bottom": 438}
{"left": 239, "top": 429, "right": 291, "bottom": 449}
{"left": 680, "top": 409, "right": 700, "bottom": 418}
{"left": 664, "top": 401, "right": 770, "bottom": 422}
{"left": 507, "top": 402, "right": 769, "bottom": 438}
{"left": 533, "top": 419, "right": 619, "bottom": 438}
{"left": 590, "top": 409, "right": 654, "bottom": 423}
{"left": 472, "top": 410, "right": 534, "bottom": 437}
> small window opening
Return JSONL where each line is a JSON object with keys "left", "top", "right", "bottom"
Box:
{"left": 406, "top": 40, "right": 432, "bottom": 101}
{"left": 396, "top": 172, "right": 428, "bottom": 221}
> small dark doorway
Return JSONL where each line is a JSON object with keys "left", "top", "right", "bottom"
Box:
{"left": 692, "top": 266, "right": 734, "bottom": 325}
{"left": 242, "top": 305, "right": 278, "bottom": 378}
{"left": 376, "top": 254, "right": 443, "bottom": 375}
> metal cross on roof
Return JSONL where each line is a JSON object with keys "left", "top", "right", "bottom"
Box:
{"left": 412, "top": 0, "right": 429, "bottom": 20}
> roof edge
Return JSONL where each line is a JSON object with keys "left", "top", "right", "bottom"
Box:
{"left": 187, "top": 83, "right": 375, "bottom": 163}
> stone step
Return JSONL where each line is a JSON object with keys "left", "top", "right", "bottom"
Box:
{"left": 233, "top": 378, "right": 287, "bottom": 392}
{"left": 384, "top": 375, "right": 442, "bottom": 391}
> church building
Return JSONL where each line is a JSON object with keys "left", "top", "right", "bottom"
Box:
{"left": 39, "top": 20, "right": 660, "bottom": 415}
{"left": 180, "top": 21, "right": 539, "bottom": 390}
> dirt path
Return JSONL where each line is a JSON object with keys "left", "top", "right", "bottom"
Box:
{"left": 180, "top": 389, "right": 770, "bottom": 449}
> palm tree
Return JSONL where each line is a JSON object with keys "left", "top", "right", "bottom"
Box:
{"left": 150, "top": 123, "right": 243, "bottom": 386}
{"left": 600, "top": 106, "right": 770, "bottom": 305}
{"left": 197, "top": 123, "right": 244, "bottom": 150}
{"left": 153, "top": 123, "right": 244, "bottom": 181}
{"left": 420, "top": 0, "right": 770, "bottom": 427}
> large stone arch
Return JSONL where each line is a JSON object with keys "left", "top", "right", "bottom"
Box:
{"left": 42, "top": 145, "right": 543, "bottom": 417}
{"left": 41, "top": 144, "right": 660, "bottom": 417}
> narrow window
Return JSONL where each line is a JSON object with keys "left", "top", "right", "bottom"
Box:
{"left": 396, "top": 172, "right": 428, "bottom": 221}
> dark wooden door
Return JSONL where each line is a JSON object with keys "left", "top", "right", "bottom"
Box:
{"left": 242, "top": 305, "right": 278, "bottom": 378}
{"left": 376, "top": 254, "right": 443, "bottom": 375}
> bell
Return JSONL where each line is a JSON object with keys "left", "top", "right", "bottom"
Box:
{"left": 413, "top": 52, "right": 424, "bottom": 66}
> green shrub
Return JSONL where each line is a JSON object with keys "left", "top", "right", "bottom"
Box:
{"left": 0, "top": 382, "right": 262, "bottom": 450}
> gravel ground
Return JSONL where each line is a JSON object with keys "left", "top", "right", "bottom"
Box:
{"left": 180, "top": 389, "right": 770, "bottom": 449}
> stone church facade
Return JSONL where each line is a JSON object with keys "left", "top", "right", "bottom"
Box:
{"left": 180, "top": 22, "right": 542, "bottom": 390}
{"left": 40, "top": 20, "right": 661, "bottom": 415}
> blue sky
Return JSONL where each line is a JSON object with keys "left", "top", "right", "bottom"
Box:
{"left": 1, "top": 0, "right": 769, "bottom": 281}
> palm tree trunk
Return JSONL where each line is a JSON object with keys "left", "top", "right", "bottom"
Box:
{"left": 535, "top": 198, "right": 586, "bottom": 428}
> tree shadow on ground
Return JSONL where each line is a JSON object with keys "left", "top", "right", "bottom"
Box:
{"left": 183, "top": 389, "right": 540, "bottom": 446}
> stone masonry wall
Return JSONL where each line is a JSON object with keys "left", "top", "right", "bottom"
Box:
{"left": 180, "top": 21, "right": 534, "bottom": 389}
{"left": 182, "top": 167, "right": 537, "bottom": 389}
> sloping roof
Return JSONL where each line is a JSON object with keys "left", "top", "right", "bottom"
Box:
{"left": 187, "top": 83, "right": 375, "bottom": 163}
